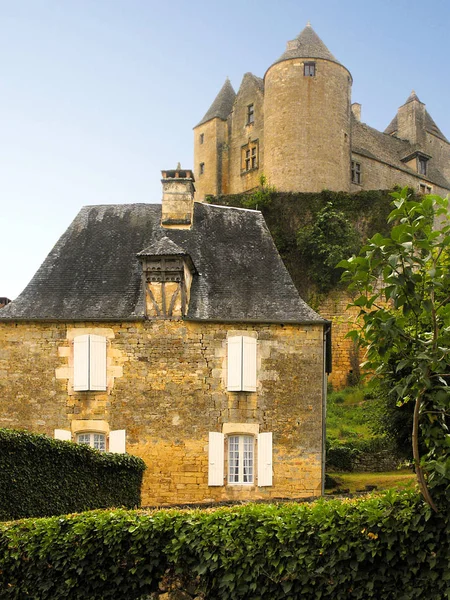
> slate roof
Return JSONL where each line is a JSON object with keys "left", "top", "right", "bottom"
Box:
{"left": 0, "top": 202, "right": 323, "bottom": 324}
{"left": 196, "top": 78, "right": 236, "bottom": 127}
{"left": 271, "top": 24, "right": 344, "bottom": 69}
{"left": 351, "top": 116, "right": 450, "bottom": 191}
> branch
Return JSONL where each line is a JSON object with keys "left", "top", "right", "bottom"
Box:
{"left": 412, "top": 388, "right": 438, "bottom": 512}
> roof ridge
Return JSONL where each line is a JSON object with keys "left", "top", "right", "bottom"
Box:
{"left": 195, "top": 78, "right": 236, "bottom": 127}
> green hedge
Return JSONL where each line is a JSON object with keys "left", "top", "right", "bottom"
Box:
{"left": 0, "top": 429, "right": 146, "bottom": 520}
{"left": 326, "top": 438, "right": 400, "bottom": 472}
{"left": 0, "top": 491, "right": 449, "bottom": 599}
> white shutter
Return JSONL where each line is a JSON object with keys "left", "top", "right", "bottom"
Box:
{"left": 258, "top": 432, "right": 273, "bottom": 487}
{"left": 208, "top": 432, "right": 224, "bottom": 486}
{"left": 54, "top": 429, "right": 72, "bottom": 442}
{"left": 109, "top": 430, "right": 126, "bottom": 453}
{"left": 89, "top": 335, "right": 107, "bottom": 391}
{"left": 227, "top": 336, "right": 243, "bottom": 391}
{"left": 242, "top": 336, "right": 257, "bottom": 392}
{"left": 73, "top": 335, "right": 90, "bottom": 391}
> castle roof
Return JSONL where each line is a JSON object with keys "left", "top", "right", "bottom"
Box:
{"left": 0, "top": 202, "right": 323, "bottom": 324}
{"left": 271, "top": 24, "right": 344, "bottom": 69}
{"left": 384, "top": 91, "right": 448, "bottom": 143}
{"left": 196, "top": 78, "right": 236, "bottom": 127}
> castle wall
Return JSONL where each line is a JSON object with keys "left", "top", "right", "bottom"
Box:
{"left": 194, "top": 118, "right": 228, "bottom": 200}
{"left": 228, "top": 77, "right": 265, "bottom": 194}
{"left": 425, "top": 132, "right": 450, "bottom": 186}
{"left": 264, "top": 58, "right": 351, "bottom": 193}
{"left": 0, "top": 320, "right": 324, "bottom": 505}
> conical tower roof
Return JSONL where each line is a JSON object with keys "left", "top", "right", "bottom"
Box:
{"left": 196, "top": 78, "right": 236, "bottom": 127}
{"left": 270, "top": 23, "right": 343, "bottom": 68}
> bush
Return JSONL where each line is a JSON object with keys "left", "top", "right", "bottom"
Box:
{"left": 0, "top": 492, "right": 448, "bottom": 599}
{"left": 0, "top": 429, "right": 146, "bottom": 520}
{"left": 327, "top": 438, "right": 398, "bottom": 472}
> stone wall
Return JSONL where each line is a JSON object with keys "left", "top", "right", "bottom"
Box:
{"left": 0, "top": 319, "right": 325, "bottom": 505}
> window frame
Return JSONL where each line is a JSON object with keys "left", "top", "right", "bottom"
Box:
{"left": 241, "top": 140, "right": 259, "bottom": 174}
{"left": 418, "top": 156, "right": 428, "bottom": 176}
{"left": 228, "top": 434, "right": 254, "bottom": 485}
{"left": 199, "top": 162, "right": 205, "bottom": 175}
{"left": 351, "top": 160, "right": 362, "bottom": 185}
{"left": 304, "top": 62, "right": 316, "bottom": 77}
{"left": 247, "top": 103, "right": 254, "bottom": 125}
{"left": 76, "top": 432, "right": 107, "bottom": 452}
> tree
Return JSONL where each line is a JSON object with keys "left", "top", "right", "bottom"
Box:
{"left": 339, "top": 188, "right": 450, "bottom": 511}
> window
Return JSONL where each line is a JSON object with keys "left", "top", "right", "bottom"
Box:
{"left": 199, "top": 133, "right": 204, "bottom": 144}
{"left": 77, "top": 432, "right": 106, "bottom": 452}
{"left": 199, "top": 162, "right": 205, "bottom": 175}
{"left": 208, "top": 431, "right": 272, "bottom": 487}
{"left": 73, "top": 335, "right": 107, "bottom": 391}
{"left": 419, "top": 183, "right": 432, "bottom": 194}
{"left": 247, "top": 103, "right": 254, "bottom": 125}
{"left": 241, "top": 141, "right": 259, "bottom": 173}
{"left": 227, "top": 335, "right": 257, "bottom": 392}
{"left": 228, "top": 435, "right": 254, "bottom": 483}
{"left": 304, "top": 62, "right": 316, "bottom": 77}
{"left": 351, "top": 161, "right": 361, "bottom": 184}
{"left": 418, "top": 156, "right": 428, "bottom": 175}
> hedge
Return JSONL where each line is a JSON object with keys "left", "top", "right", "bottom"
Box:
{"left": 326, "top": 438, "right": 399, "bottom": 472}
{"left": 0, "top": 429, "right": 146, "bottom": 520}
{"left": 0, "top": 491, "right": 449, "bottom": 599}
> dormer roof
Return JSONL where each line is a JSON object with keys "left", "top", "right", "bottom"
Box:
{"left": 195, "top": 78, "right": 236, "bottom": 127}
{"left": 137, "top": 235, "right": 188, "bottom": 257}
{"left": 270, "top": 23, "right": 343, "bottom": 69}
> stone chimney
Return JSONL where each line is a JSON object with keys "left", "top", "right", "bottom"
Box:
{"left": 396, "top": 91, "right": 426, "bottom": 146}
{"left": 351, "top": 103, "right": 361, "bottom": 121}
{"left": 161, "top": 166, "right": 195, "bottom": 228}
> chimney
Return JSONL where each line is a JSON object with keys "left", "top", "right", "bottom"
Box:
{"left": 351, "top": 103, "right": 361, "bottom": 121}
{"left": 161, "top": 166, "right": 195, "bottom": 228}
{"left": 396, "top": 91, "right": 426, "bottom": 146}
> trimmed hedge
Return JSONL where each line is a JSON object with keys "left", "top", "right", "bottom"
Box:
{"left": 0, "top": 491, "right": 449, "bottom": 599}
{"left": 0, "top": 429, "right": 146, "bottom": 520}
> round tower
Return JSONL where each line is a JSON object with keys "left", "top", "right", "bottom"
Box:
{"left": 264, "top": 24, "right": 352, "bottom": 192}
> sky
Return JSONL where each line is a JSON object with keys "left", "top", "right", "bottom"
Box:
{"left": 1, "top": 0, "right": 450, "bottom": 300}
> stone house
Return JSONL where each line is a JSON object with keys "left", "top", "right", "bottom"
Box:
{"left": 194, "top": 24, "right": 450, "bottom": 201}
{"left": 0, "top": 169, "right": 330, "bottom": 505}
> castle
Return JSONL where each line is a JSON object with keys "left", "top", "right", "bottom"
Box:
{"left": 194, "top": 24, "right": 450, "bottom": 200}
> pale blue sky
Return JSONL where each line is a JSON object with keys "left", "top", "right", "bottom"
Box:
{"left": 2, "top": 0, "right": 449, "bottom": 299}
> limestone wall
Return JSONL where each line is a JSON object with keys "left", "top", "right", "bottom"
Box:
{"left": 0, "top": 320, "right": 325, "bottom": 505}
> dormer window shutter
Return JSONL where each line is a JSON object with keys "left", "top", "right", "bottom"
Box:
{"left": 227, "top": 336, "right": 257, "bottom": 392}
{"left": 73, "top": 334, "right": 107, "bottom": 392}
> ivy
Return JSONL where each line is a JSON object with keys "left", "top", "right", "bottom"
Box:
{"left": 0, "top": 429, "right": 146, "bottom": 520}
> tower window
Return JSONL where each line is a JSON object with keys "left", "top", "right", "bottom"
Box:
{"left": 241, "top": 141, "right": 259, "bottom": 174}
{"left": 247, "top": 104, "right": 254, "bottom": 125}
{"left": 351, "top": 161, "right": 361, "bottom": 184}
{"left": 199, "top": 162, "right": 205, "bottom": 175}
{"left": 199, "top": 133, "right": 204, "bottom": 144}
{"left": 418, "top": 156, "right": 428, "bottom": 175}
{"left": 304, "top": 62, "right": 316, "bottom": 77}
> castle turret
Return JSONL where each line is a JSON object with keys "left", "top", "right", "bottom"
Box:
{"left": 193, "top": 78, "right": 236, "bottom": 200}
{"left": 263, "top": 24, "right": 352, "bottom": 192}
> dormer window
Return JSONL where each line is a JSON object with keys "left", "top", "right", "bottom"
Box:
{"left": 304, "top": 62, "right": 316, "bottom": 77}
{"left": 418, "top": 156, "right": 428, "bottom": 176}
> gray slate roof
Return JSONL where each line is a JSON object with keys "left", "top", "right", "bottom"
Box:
{"left": 0, "top": 202, "right": 323, "bottom": 324}
{"left": 196, "top": 78, "right": 236, "bottom": 127}
{"left": 272, "top": 24, "right": 343, "bottom": 68}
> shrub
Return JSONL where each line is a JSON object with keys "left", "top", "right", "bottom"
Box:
{"left": 0, "top": 492, "right": 448, "bottom": 599}
{"left": 0, "top": 429, "right": 146, "bottom": 520}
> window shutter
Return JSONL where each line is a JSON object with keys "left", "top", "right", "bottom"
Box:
{"left": 208, "top": 432, "right": 224, "bottom": 486}
{"left": 109, "top": 430, "right": 126, "bottom": 453}
{"left": 54, "top": 429, "right": 72, "bottom": 442}
{"left": 242, "top": 336, "right": 257, "bottom": 392}
{"left": 258, "top": 432, "right": 273, "bottom": 487}
{"left": 227, "top": 336, "right": 243, "bottom": 391}
{"left": 89, "top": 335, "right": 107, "bottom": 391}
{"left": 73, "top": 335, "right": 90, "bottom": 391}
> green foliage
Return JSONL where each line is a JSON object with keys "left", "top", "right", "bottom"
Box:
{"left": 339, "top": 189, "right": 450, "bottom": 508}
{"left": 326, "top": 438, "right": 396, "bottom": 472}
{"left": 241, "top": 173, "right": 277, "bottom": 210}
{"left": 0, "top": 429, "right": 146, "bottom": 520}
{"left": 0, "top": 492, "right": 449, "bottom": 599}
{"left": 327, "top": 386, "right": 373, "bottom": 442}
{"left": 296, "top": 202, "right": 360, "bottom": 292}
{"left": 209, "top": 189, "right": 395, "bottom": 299}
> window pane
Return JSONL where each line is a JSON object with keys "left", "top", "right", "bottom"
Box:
{"left": 94, "top": 433, "right": 106, "bottom": 452}
{"left": 243, "top": 436, "right": 253, "bottom": 483}
{"left": 77, "top": 434, "right": 90, "bottom": 445}
{"left": 228, "top": 436, "right": 240, "bottom": 483}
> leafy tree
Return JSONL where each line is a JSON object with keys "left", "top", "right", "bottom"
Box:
{"left": 297, "top": 202, "right": 360, "bottom": 293}
{"left": 339, "top": 188, "right": 450, "bottom": 511}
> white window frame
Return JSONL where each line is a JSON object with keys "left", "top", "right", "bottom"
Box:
{"left": 227, "top": 335, "right": 257, "bottom": 392}
{"left": 76, "top": 432, "right": 106, "bottom": 452}
{"left": 73, "top": 334, "right": 107, "bottom": 392}
{"left": 54, "top": 428, "right": 126, "bottom": 454}
{"left": 228, "top": 434, "right": 254, "bottom": 484}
